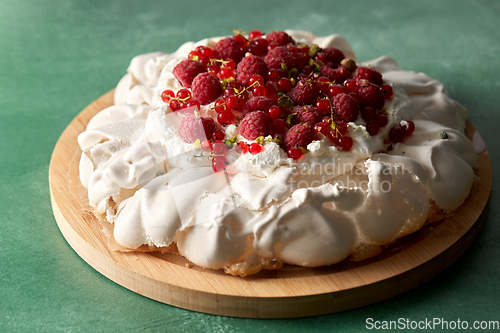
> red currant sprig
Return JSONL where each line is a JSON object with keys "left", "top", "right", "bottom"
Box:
{"left": 161, "top": 89, "right": 200, "bottom": 111}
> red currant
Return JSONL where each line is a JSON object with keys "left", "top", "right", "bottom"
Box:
{"left": 201, "top": 139, "right": 212, "bottom": 152}
{"left": 335, "top": 121, "right": 349, "bottom": 136}
{"left": 252, "top": 86, "right": 267, "bottom": 97}
{"left": 264, "top": 83, "right": 278, "bottom": 103}
{"left": 223, "top": 59, "right": 237, "bottom": 70}
{"left": 217, "top": 110, "right": 236, "bottom": 126}
{"left": 287, "top": 148, "right": 303, "bottom": 160}
{"left": 213, "top": 129, "right": 225, "bottom": 141}
{"left": 360, "top": 107, "right": 377, "bottom": 122}
{"left": 366, "top": 120, "right": 380, "bottom": 136}
{"left": 225, "top": 95, "right": 240, "bottom": 110}
{"left": 269, "top": 119, "right": 287, "bottom": 136}
{"left": 212, "top": 141, "right": 227, "bottom": 155}
{"left": 214, "top": 98, "right": 226, "bottom": 113}
{"left": 198, "top": 46, "right": 214, "bottom": 59}
{"left": 389, "top": 125, "right": 406, "bottom": 143}
{"left": 219, "top": 67, "right": 235, "bottom": 79}
{"left": 186, "top": 100, "right": 200, "bottom": 111}
{"left": 233, "top": 34, "right": 247, "bottom": 48}
{"left": 169, "top": 99, "right": 180, "bottom": 111}
{"left": 343, "top": 79, "right": 358, "bottom": 93}
{"left": 322, "top": 116, "right": 333, "bottom": 127}
{"left": 248, "top": 75, "right": 265, "bottom": 87}
{"left": 401, "top": 120, "right": 415, "bottom": 137}
{"left": 161, "top": 89, "right": 175, "bottom": 103}
{"left": 177, "top": 88, "right": 191, "bottom": 100}
{"left": 377, "top": 114, "right": 388, "bottom": 127}
{"left": 337, "top": 136, "right": 353, "bottom": 151}
{"left": 188, "top": 50, "right": 201, "bottom": 60}
{"left": 249, "top": 143, "right": 262, "bottom": 155}
{"left": 277, "top": 78, "right": 293, "bottom": 92}
{"left": 238, "top": 141, "right": 248, "bottom": 154}
{"left": 328, "top": 85, "right": 345, "bottom": 98}
{"left": 207, "top": 64, "right": 220, "bottom": 75}
{"left": 313, "top": 123, "right": 330, "bottom": 135}
{"left": 212, "top": 156, "right": 226, "bottom": 172}
{"left": 381, "top": 84, "right": 393, "bottom": 99}
{"left": 268, "top": 68, "right": 287, "bottom": 82}
{"left": 315, "top": 98, "right": 331, "bottom": 115}
{"left": 268, "top": 106, "right": 282, "bottom": 120}
{"left": 315, "top": 77, "right": 331, "bottom": 93}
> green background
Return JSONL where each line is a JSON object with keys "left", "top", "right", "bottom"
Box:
{"left": 1, "top": 0, "right": 499, "bottom": 331}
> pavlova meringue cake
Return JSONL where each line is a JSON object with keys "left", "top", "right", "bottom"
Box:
{"left": 77, "top": 30, "right": 478, "bottom": 276}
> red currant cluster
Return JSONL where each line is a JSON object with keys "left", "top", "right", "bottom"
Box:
{"left": 161, "top": 88, "right": 200, "bottom": 111}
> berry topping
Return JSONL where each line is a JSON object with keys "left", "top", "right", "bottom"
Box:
{"left": 173, "top": 59, "right": 207, "bottom": 88}
{"left": 283, "top": 123, "right": 313, "bottom": 151}
{"left": 236, "top": 55, "right": 269, "bottom": 87}
{"left": 264, "top": 45, "right": 297, "bottom": 70}
{"left": 292, "top": 105, "right": 322, "bottom": 125}
{"left": 333, "top": 93, "right": 360, "bottom": 122}
{"left": 354, "top": 66, "right": 383, "bottom": 86}
{"left": 179, "top": 113, "right": 217, "bottom": 143}
{"left": 266, "top": 31, "right": 295, "bottom": 46}
{"left": 242, "top": 96, "right": 274, "bottom": 115}
{"left": 290, "top": 80, "right": 320, "bottom": 105}
{"left": 239, "top": 111, "right": 271, "bottom": 140}
{"left": 191, "top": 73, "right": 223, "bottom": 105}
{"left": 212, "top": 37, "right": 244, "bottom": 63}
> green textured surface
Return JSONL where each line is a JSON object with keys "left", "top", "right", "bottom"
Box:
{"left": 1, "top": 0, "right": 499, "bottom": 331}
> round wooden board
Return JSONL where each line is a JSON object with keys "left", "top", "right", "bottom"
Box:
{"left": 50, "top": 90, "right": 492, "bottom": 318}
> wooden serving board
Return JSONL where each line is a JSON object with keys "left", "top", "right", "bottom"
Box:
{"left": 49, "top": 90, "right": 492, "bottom": 318}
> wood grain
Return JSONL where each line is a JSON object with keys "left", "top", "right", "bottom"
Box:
{"left": 49, "top": 90, "right": 492, "bottom": 318}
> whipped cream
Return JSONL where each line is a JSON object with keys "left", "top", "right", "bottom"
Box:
{"left": 78, "top": 31, "right": 478, "bottom": 274}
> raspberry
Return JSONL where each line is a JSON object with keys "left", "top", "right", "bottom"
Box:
{"left": 178, "top": 113, "right": 217, "bottom": 143}
{"left": 236, "top": 55, "right": 269, "bottom": 87}
{"left": 213, "top": 37, "right": 244, "bottom": 63}
{"left": 266, "top": 31, "right": 295, "bottom": 46}
{"left": 320, "top": 65, "right": 350, "bottom": 84}
{"left": 333, "top": 93, "right": 360, "bottom": 122}
{"left": 292, "top": 105, "right": 322, "bottom": 125}
{"left": 320, "top": 47, "right": 345, "bottom": 65}
{"left": 191, "top": 73, "right": 222, "bottom": 105}
{"left": 357, "top": 83, "right": 385, "bottom": 109}
{"left": 354, "top": 67, "right": 383, "bottom": 86}
{"left": 283, "top": 123, "right": 313, "bottom": 151}
{"left": 173, "top": 60, "right": 206, "bottom": 88}
{"left": 242, "top": 96, "right": 274, "bottom": 115}
{"left": 290, "top": 80, "right": 320, "bottom": 105}
{"left": 264, "top": 46, "right": 297, "bottom": 70}
{"left": 239, "top": 111, "right": 271, "bottom": 140}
